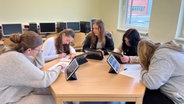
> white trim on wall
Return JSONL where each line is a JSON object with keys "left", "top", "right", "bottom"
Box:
{"left": 175, "top": 0, "right": 184, "bottom": 41}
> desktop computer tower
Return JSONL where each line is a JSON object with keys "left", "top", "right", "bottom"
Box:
{"left": 29, "top": 23, "right": 38, "bottom": 33}
{"left": 57, "top": 22, "right": 66, "bottom": 33}
{"left": 80, "top": 21, "right": 91, "bottom": 34}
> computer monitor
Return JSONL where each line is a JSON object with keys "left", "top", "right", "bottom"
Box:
{"left": 107, "top": 54, "right": 121, "bottom": 74}
{"left": 57, "top": 22, "right": 66, "bottom": 32}
{"left": 66, "top": 22, "right": 80, "bottom": 32}
{"left": 39, "top": 22, "right": 56, "bottom": 34}
{"left": 29, "top": 23, "right": 38, "bottom": 33}
{"left": 2, "top": 24, "right": 23, "bottom": 36}
{"left": 80, "top": 21, "right": 91, "bottom": 33}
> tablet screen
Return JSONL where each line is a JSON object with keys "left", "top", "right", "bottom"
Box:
{"left": 65, "top": 59, "right": 79, "bottom": 80}
{"left": 74, "top": 53, "right": 87, "bottom": 59}
{"left": 107, "top": 54, "right": 120, "bottom": 73}
{"left": 110, "top": 52, "right": 123, "bottom": 64}
{"left": 73, "top": 53, "right": 88, "bottom": 65}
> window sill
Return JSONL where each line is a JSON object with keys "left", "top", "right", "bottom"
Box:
{"left": 117, "top": 28, "right": 148, "bottom": 36}
{"left": 174, "top": 37, "right": 184, "bottom": 42}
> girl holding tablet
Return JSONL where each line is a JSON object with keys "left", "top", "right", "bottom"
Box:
{"left": 83, "top": 19, "right": 114, "bottom": 55}
{"left": 114, "top": 28, "right": 140, "bottom": 64}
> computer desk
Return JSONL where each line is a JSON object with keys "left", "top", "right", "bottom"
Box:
{"left": 43, "top": 56, "right": 145, "bottom": 104}
{"left": 0, "top": 38, "right": 46, "bottom": 46}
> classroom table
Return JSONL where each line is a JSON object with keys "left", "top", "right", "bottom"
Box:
{"left": 0, "top": 40, "right": 4, "bottom": 46}
{"left": 43, "top": 56, "right": 145, "bottom": 104}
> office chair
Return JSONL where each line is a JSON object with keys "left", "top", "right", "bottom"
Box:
{"left": 72, "top": 32, "right": 86, "bottom": 52}
{"left": 3, "top": 38, "right": 14, "bottom": 47}
{"left": 46, "top": 33, "right": 58, "bottom": 39}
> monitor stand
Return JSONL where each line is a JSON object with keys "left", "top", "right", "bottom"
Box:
{"left": 67, "top": 73, "right": 77, "bottom": 80}
{"left": 108, "top": 68, "right": 117, "bottom": 74}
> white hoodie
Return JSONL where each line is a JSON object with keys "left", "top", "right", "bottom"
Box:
{"left": 141, "top": 40, "right": 184, "bottom": 104}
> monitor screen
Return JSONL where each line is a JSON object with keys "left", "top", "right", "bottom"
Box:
{"left": 107, "top": 54, "right": 121, "bottom": 74}
{"left": 80, "top": 21, "right": 91, "bottom": 33}
{"left": 29, "top": 23, "right": 38, "bottom": 33}
{"left": 57, "top": 22, "right": 66, "bottom": 32}
{"left": 2, "top": 24, "right": 22, "bottom": 36}
{"left": 39, "top": 22, "right": 56, "bottom": 34}
{"left": 66, "top": 22, "right": 80, "bottom": 32}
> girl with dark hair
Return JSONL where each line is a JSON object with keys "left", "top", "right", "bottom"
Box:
{"left": 114, "top": 28, "right": 140, "bottom": 63}
{"left": 42, "top": 29, "right": 76, "bottom": 62}
{"left": 83, "top": 19, "right": 114, "bottom": 55}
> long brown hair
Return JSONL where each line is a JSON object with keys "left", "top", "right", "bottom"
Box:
{"left": 55, "top": 29, "right": 75, "bottom": 54}
{"left": 138, "top": 39, "right": 160, "bottom": 70}
{"left": 91, "top": 19, "right": 106, "bottom": 48}
{"left": 0, "top": 31, "right": 43, "bottom": 54}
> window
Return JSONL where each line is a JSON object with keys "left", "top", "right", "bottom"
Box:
{"left": 118, "top": 0, "right": 153, "bottom": 34}
{"left": 175, "top": 0, "right": 184, "bottom": 41}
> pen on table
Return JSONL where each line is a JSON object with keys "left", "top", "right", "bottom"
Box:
{"left": 124, "top": 68, "right": 127, "bottom": 71}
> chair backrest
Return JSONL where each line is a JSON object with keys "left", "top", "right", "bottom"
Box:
{"left": 46, "top": 33, "right": 58, "bottom": 39}
{"left": 72, "top": 32, "right": 86, "bottom": 51}
{"left": 4, "top": 38, "right": 13, "bottom": 46}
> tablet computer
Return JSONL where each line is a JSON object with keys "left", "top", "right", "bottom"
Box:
{"left": 85, "top": 50, "right": 104, "bottom": 60}
{"left": 107, "top": 54, "right": 121, "bottom": 74}
{"left": 110, "top": 52, "right": 123, "bottom": 64}
{"left": 65, "top": 58, "right": 79, "bottom": 80}
{"left": 73, "top": 53, "right": 88, "bottom": 65}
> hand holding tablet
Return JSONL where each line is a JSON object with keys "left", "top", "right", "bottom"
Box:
{"left": 110, "top": 52, "right": 124, "bottom": 64}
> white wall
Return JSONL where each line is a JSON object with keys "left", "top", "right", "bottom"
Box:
{"left": 0, "top": 0, "right": 182, "bottom": 46}
{"left": 0, "top": 0, "right": 100, "bottom": 24}
{"left": 99, "top": 0, "right": 120, "bottom": 47}
{"left": 148, "top": 0, "right": 181, "bottom": 42}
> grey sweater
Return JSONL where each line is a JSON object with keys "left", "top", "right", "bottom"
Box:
{"left": 0, "top": 51, "right": 61, "bottom": 104}
{"left": 141, "top": 40, "right": 184, "bottom": 104}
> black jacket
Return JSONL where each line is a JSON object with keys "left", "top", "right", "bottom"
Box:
{"left": 83, "top": 32, "right": 114, "bottom": 55}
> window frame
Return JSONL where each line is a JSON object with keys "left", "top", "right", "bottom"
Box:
{"left": 175, "top": 0, "right": 184, "bottom": 41}
{"left": 117, "top": 0, "right": 151, "bottom": 35}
